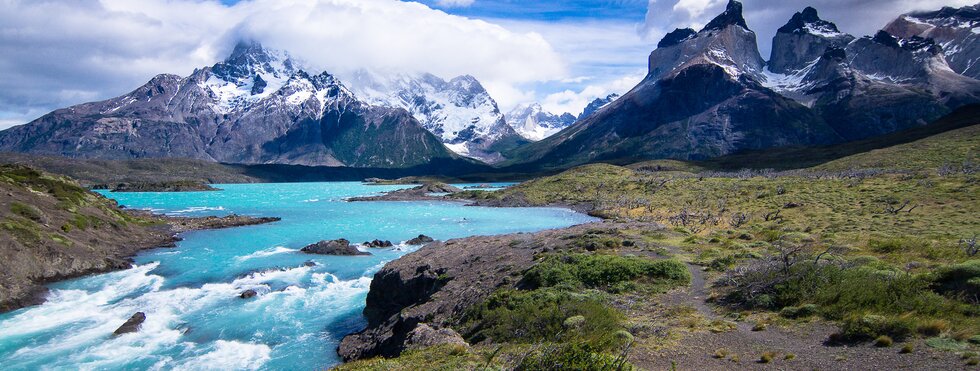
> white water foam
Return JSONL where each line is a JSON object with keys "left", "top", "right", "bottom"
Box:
{"left": 170, "top": 340, "right": 272, "bottom": 371}
{"left": 168, "top": 206, "right": 226, "bottom": 215}
{"left": 235, "top": 246, "right": 298, "bottom": 262}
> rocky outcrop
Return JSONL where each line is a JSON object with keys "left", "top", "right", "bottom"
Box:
{"left": 166, "top": 214, "right": 280, "bottom": 233}
{"left": 404, "top": 323, "right": 468, "bottom": 351}
{"left": 347, "top": 183, "right": 462, "bottom": 202}
{"left": 300, "top": 239, "right": 369, "bottom": 256}
{"left": 338, "top": 222, "right": 625, "bottom": 361}
{"left": 113, "top": 312, "right": 146, "bottom": 335}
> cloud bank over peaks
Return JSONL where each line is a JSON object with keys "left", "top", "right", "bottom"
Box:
{"left": 0, "top": 0, "right": 566, "bottom": 128}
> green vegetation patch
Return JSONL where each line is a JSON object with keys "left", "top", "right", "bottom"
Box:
{"left": 523, "top": 254, "right": 690, "bottom": 292}
{"left": 461, "top": 289, "right": 625, "bottom": 349}
{"left": 10, "top": 202, "right": 45, "bottom": 222}
{"left": 0, "top": 165, "right": 90, "bottom": 206}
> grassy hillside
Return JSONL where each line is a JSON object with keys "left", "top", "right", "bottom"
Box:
{"left": 452, "top": 124, "right": 980, "bottom": 360}
{"left": 686, "top": 104, "right": 979, "bottom": 171}
{"left": 0, "top": 165, "right": 172, "bottom": 311}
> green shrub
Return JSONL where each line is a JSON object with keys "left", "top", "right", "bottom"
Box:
{"left": 874, "top": 335, "right": 894, "bottom": 347}
{"left": 759, "top": 352, "right": 775, "bottom": 363}
{"left": 524, "top": 254, "right": 690, "bottom": 291}
{"left": 930, "top": 260, "right": 980, "bottom": 303}
{"left": 868, "top": 238, "right": 927, "bottom": 253}
{"left": 462, "top": 289, "right": 625, "bottom": 350}
{"left": 839, "top": 314, "right": 915, "bottom": 341}
{"left": 916, "top": 319, "right": 950, "bottom": 337}
{"left": 780, "top": 304, "right": 818, "bottom": 319}
{"left": 516, "top": 342, "right": 634, "bottom": 371}
{"left": 900, "top": 343, "right": 913, "bottom": 353}
{"left": 10, "top": 202, "right": 44, "bottom": 222}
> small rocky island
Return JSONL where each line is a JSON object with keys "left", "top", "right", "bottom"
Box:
{"left": 348, "top": 183, "right": 463, "bottom": 202}
{"left": 166, "top": 214, "right": 281, "bottom": 233}
{"left": 106, "top": 180, "right": 220, "bottom": 192}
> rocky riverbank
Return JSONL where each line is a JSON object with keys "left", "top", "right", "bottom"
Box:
{"left": 338, "top": 222, "right": 617, "bottom": 361}
{"left": 0, "top": 165, "right": 279, "bottom": 312}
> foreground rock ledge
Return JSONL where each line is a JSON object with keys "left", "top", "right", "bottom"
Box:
{"left": 337, "top": 222, "right": 619, "bottom": 361}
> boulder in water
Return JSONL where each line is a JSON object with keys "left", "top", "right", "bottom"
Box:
{"left": 301, "top": 239, "right": 370, "bottom": 256}
{"left": 406, "top": 235, "right": 435, "bottom": 245}
{"left": 113, "top": 312, "right": 146, "bottom": 335}
{"left": 364, "top": 240, "right": 394, "bottom": 248}
{"left": 239, "top": 289, "right": 258, "bottom": 299}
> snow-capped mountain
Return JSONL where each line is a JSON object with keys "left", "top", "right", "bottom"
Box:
{"left": 505, "top": 103, "right": 575, "bottom": 141}
{"left": 507, "top": 1, "right": 980, "bottom": 169}
{"left": 0, "top": 42, "right": 460, "bottom": 168}
{"left": 344, "top": 70, "right": 524, "bottom": 163}
{"left": 578, "top": 94, "right": 620, "bottom": 120}
{"left": 884, "top": 4, "right": 980, "bottom": 79}
{"left": 758, "top": 7, "right": 980, "bottom": 140}
{"left": 767, "top": 7, "right": 854, "bottom": 74}
{"left": 646, "top": 0, "right": 765, "bottom": 82}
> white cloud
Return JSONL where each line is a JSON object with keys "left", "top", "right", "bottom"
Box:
{"left": 0, "top": 0, "right": 565, "bottom": 126}
{"left": 672, "top": 0, "right": 724, "bottom": 19}
{"left": 540, "top": 71, "right": 645, "bottom": 115}
{"left": 434, "top": 0, "right": 476, "bottom": 8}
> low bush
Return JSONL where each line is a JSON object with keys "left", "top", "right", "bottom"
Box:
{"left": 929, "top": 260, "right": 980, "bottom": 304}
{"left": 10, "top": 202, "right": 44, "bottom": 222}
{"left": 874, "top": 335, "right": 894, "bottom": 347}
{"left": 523, "top": 254, "right": 690, "bottom": 291}
{"left": 779, "top": 304, "right": 818, "bottom": 319}
{"left": 839, "top": 314, "right": 915, "bottom": 341}
{"left": 516, "top": 342, "right": 634, "bottom": 371}
{"left": 461, "top": 289, "right": 625, "bottom": 350}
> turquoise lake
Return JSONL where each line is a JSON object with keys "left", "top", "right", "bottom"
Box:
{"left": 0, "top": 182, "right": 597, "bottom": 370}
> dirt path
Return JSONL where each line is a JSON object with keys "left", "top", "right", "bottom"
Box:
{"left": 625, "top": 244, "right": 970, "bottom": 370}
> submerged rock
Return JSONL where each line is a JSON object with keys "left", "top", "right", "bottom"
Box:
{"left": 113, "top": 312, "right": 146, "bottom": 335}
{"left": 301, "top": 239, "right": 370, "bottom": 256}
{"left": 239, "top": 289, "right": 258, "bottom": 299}
{"left": 405, "top": 235, "right": 435, "bottom": 245}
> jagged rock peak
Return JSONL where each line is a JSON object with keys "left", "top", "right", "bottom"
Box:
{"left": 908, "top": 4, "right": 980, "bottom": 23}
{"left": 658, "top": 28, "right": 697, "bottom": 48}
{"left": 872, "top": 30, "right": 901, "bottom": 48}
{"left": 579, "top": 94, "right": 619, "bottom": 120}
{"left": 702, "top": 0, "right": 749, "bottom": 32}
{"left": 778, "top": 6, "right": 843, "bottom": 36}
{"left": 213, "top": 41, "right": 297, "bottom": 81}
